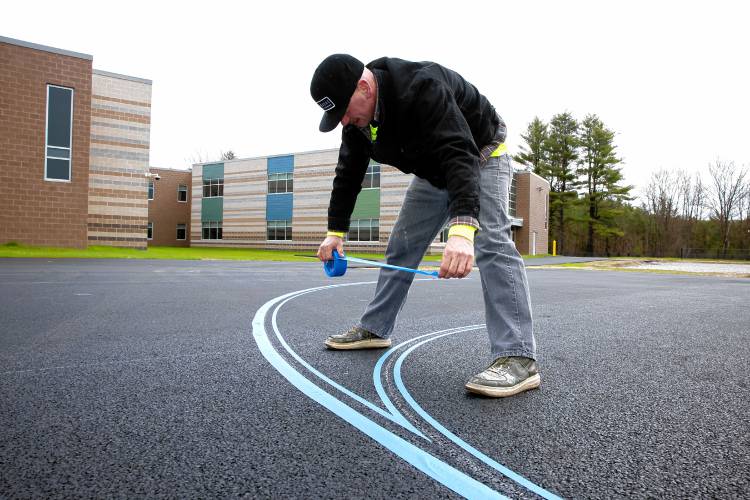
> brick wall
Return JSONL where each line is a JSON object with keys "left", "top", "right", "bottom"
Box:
{"left": 87, "top": 70, "right": 152, "bottom": 249}
{"left": 0, "top": 39, "right": 92, "bottom": 248}
{"left": 514, "top": 171, "right": 550, "bottom": 255}
{"left": 148, "top": 168, "right": 191, "bottom": 246}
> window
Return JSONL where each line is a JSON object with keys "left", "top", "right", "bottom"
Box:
{"left": 203, "top": 178, "right": 224, "bottom": 197}
{"left": 268, "top": 172, "right": 293, "bottom": 194}
{"left": 177, "top": 184, "right": 187, "bottom": 202}
{"left": 202, "top": 221, "right": 222, "bottom": 240}
{"left": 439, "top": 225, "right": 450, "bottom": 243}
{"left": 147, "top": 222, "right": 153, "bottom": 240}
{"left": 45, "top": 85, "right": 74, "bottom": 181}
{"left": 509, "top": 174, "right": 517, "bottom": 217}
{"left": 267, "top": 220, "right": 292, "bottom": 241}
{"left": 176, "top": 224, "right": 186, "bottom": 240}
{"left": 362, "top": 163, "right": 380, "bottom": 189}
{"left": 348, "top": 219, "right": 379, "bottom": 242}
{"left": 148, "top": 180, "right": 154, "bottom": 200}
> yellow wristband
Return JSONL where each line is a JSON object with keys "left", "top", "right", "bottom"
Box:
{"left": 326, "top": 231, "right": 346, "bottom": 238}
{"left": 490, "top": 142, "right": 508, "bottom": 157}
{"left": 447, "top": 224, "right": 477, "bottom": 243}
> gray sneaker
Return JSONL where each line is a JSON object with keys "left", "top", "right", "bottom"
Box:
{"left": 325, "top": 326, "right": 392, "bottom": 350}
{"left": 465, "top": 356, "right": 541, "bottom": 397}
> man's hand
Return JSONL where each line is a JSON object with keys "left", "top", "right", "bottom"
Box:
{"left": 439, "top": 235, "right": 474, "bottom": 278}
{"left": 317, "top": 235, "right": 345, "bottom": 261}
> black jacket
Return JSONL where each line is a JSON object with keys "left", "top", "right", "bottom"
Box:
{"left": 327, "top": 57, "right": 503, "bottom": 232}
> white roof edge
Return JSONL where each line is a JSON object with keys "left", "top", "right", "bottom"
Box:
{"left": 192, "top": 148, "right": 339, "bottom": 166}
{"left": 0, "top": 35, "right": 93, "bottom": 60}
{"left": 93, "top": 69, "right": 152, "bottom": 85}
{"left": 150, "top": 166, "right": 192, "bottom": 172}
{"left": 515, "top": 168, "right": 551, "bottom": 187}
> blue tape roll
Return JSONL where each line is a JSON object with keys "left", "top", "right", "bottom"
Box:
{"left": 324, "top": 249, "right": 347, "bottom": 277}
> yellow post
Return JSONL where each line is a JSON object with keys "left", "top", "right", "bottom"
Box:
{"left": 552, "top": 240, "right": 557, "bottom": 256}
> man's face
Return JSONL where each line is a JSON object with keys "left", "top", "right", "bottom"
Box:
{"left": 340, "top": 83, "right": 375, "bottom": 128}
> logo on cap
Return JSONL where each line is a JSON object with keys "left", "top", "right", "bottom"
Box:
{"left": 316, "top": 97, "right": 336, "bottom": 112}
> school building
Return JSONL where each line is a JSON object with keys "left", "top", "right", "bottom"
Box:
{"left": 1, "top": 35, "right": 548, "bottom": 255}
{"left": 0, "top": 36, "right": 152, "bottom": 249}
{"left": 188, "top": 151, "right": 550, "bottom": 255}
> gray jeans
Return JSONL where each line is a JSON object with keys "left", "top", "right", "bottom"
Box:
{"left": 358, "top": 154, "right": 536, "bottom": 360}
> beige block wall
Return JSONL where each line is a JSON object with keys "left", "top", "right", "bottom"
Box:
{"left": 514, "top": 171, "right": 550, "bottom": 255}
{"left": 187, "top": 151, "right": 549, "bottom": 256}
{"left": 223, "top": 158, "right": 267, "bottom": 241}
{"left": 87, "top": 70, "right": 152, "bottom": 248}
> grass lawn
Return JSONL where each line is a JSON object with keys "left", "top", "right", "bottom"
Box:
{"left": 0, "top": 242, "right": 552, "bottom": 262}
{"left": 0, "top": 242, "right": 448, "bottom": 262}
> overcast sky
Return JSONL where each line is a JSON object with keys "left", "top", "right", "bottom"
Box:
{"left": 4, "top": 0, "right": 748, "bottom": 197}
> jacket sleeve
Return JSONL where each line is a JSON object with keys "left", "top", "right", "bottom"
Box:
{"left": 327, "top": 126, "right": 370, "bottom": 232}
{"left": 410, "top": 79, "right": 481, "bottom": 220}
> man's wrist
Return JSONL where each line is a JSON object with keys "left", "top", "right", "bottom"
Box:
{"left": 447, "top": 224, "right": 477, "bottom": 243}
{"left": 326, "top": 230, "right": 346, "bottom": 238}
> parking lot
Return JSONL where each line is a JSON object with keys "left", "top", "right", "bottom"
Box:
{"left": 1, "top": 258, "right": 748, "bottom": 498}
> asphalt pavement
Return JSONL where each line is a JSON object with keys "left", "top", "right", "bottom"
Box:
{"left": 0, "top": 258, "right": 748, "bottom": 499}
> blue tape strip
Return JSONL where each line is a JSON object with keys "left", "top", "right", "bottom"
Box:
{"left": 269, "top": 287, "right": 429, "bottom": 440}
{"left": 324, "top": 250, "right": 438, "bottom": 278}
{"left": 252, "top": 285, "right": 508, "bottom": 499}
{"left": 393, "top": 333, "right": 563, "bottom": 500}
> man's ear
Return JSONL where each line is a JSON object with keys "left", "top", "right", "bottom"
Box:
{"left": 358, "top": 79, "right": 371, "bottom": 96}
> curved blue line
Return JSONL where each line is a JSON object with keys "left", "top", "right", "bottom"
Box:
{"left": 393, "top": 333, "right": 563, "bottom": 500}
{"left": 372, "top": 325, "right": 485, "bottom": 434}
{"left": 252, "top": 285, "right": 508, "bottom": 499}
{"left": 270, "top": 285, "right": 428, "bottom": 439}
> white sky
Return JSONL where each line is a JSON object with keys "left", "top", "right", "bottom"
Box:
{"left": 3, "top": 0, "right": 748, "bottom": 197}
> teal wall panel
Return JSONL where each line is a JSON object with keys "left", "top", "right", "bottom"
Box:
{"left": 203, "top": 163, "right": 224, "bottom": 179}
{"left": 351, "top": 189, "right": 380, "bottom": 219}
{"left": 202, "top": 197, "right": 223, "bottom": 222}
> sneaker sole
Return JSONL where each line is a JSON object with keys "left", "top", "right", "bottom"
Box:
{"left": 324, "top": 338, "right": 392, "bottom": 350}
{"left": 465, "top": 373, "right": 541, "bottom": 398}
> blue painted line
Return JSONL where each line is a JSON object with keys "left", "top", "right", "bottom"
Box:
{"left": 252, "top": 286, "right": 508, "bottom": 499}
{"left": 372, "top": 325, "right": 485, "bottom": 432}
{"left": 393, "top": 333, "right": 563, "bottom": 500}
{"left": 269, "top": 285, "right": 429, "bottom": 440}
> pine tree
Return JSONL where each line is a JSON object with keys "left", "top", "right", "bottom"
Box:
{"left": 576, "top": 115, "right": 632, "bottom": 255}
{"left": 545, "top": 112, "right": 579, "bottom": 254}
{"left": 514, "top": 117, "right": 548, "bottom": 176}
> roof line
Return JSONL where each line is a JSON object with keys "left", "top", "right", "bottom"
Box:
{"left": 0, "top": 35, "right": 93, "bottom": 60}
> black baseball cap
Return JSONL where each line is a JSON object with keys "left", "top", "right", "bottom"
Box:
{"left": 310, "top": 54, "right": 364, "bottom": 132}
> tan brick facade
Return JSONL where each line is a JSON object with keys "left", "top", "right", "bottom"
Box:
{"left": 513, "top": 171, "right": 550, "bottom": 255}
{"left": 87, "top": 70, "right": 152, "bottom": 249}
{"left": 0, "top": 38, "right": 92, "bottom": 248}
{"left": 148, "top": 168, "right": 191, "bottom": 246}
{"left": 191, "top": 150, "right": 548, "bottom": 255}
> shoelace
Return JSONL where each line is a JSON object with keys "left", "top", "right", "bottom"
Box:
{"left": 488, "top": 357, "right": 511, "bottom": 374}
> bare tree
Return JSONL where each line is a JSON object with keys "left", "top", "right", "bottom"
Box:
{"left": 678, "top": 170, "right": 705, "bottom": 221}
{"left": 707, "top": 160, "right": 748, "bottom": 257}
{"left": 186, "top": 150, "right": 210, "bottom": 166}
{"left": 643, "top": 169, "right": 681, "bottom": 256}
{"left": 220, "top": 150, "right": 237, "bottom": 161}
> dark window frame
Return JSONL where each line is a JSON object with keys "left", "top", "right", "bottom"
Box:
{"left": 203, "top": 178, "right": 224, "bottom": 198}
{"left": 45, "top": 84, "right": 74, "bottom": 182}
{"left": 201, "top": 221, "right": 223, "bottom": 240}
{"left": 348, "top": 218, "right": 379, "bottom": 242}
{"left": 267, "top": 219, "right": 292, "bottom": 241}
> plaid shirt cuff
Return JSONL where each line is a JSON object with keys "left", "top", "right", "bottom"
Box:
{"left": 448, "top": 216, "right": 480, "bottom": 231}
